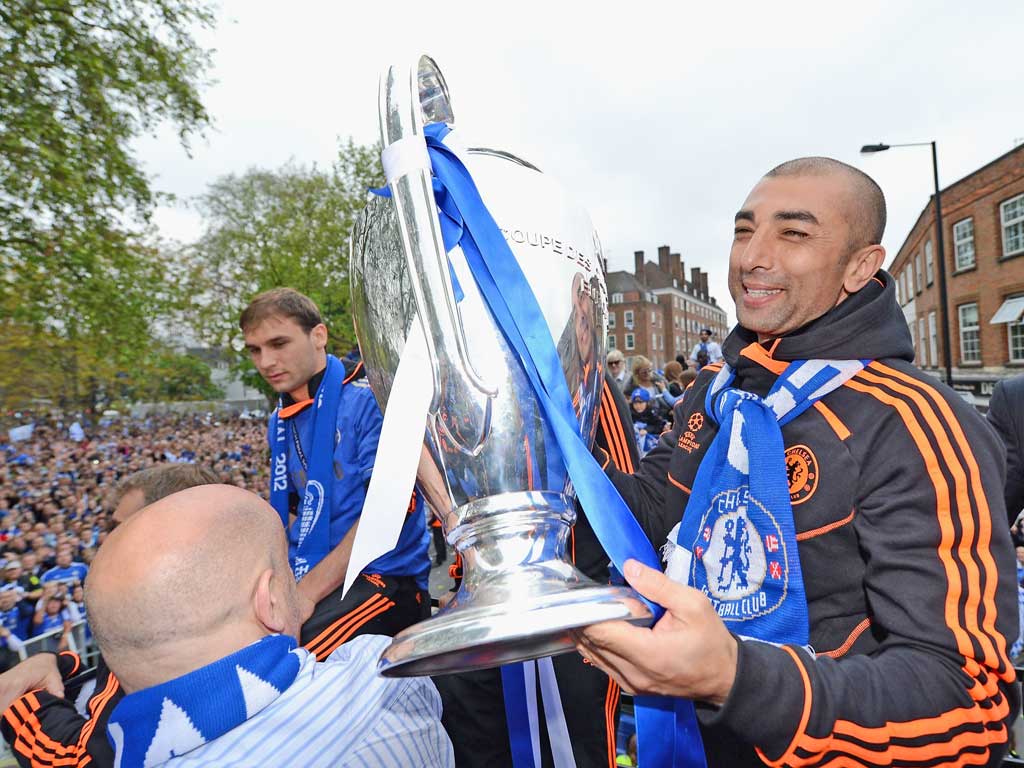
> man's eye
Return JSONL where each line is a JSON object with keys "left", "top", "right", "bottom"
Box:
{"left": 734, "top": 227, "right": 753, "bottom": 237}
{"left": 783, "top": 230, "right": 809, "bottom": 238}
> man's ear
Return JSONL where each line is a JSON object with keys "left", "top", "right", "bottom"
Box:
{"left": 310, "top": 323, "right": 328, "bottom": 351}
{"left": 253, "top": 568, "right": 285, "bottom": 634}
{"left": 842, "top": 244, "right": 886, "bottom": 295}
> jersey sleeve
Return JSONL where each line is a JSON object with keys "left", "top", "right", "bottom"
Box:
{"left": 706, "top": 377, "right": 1019, "bottom": 765}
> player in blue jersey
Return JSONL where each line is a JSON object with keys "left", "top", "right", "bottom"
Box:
{"left": 241, "top": 288, "right": 430, "bottom": 660}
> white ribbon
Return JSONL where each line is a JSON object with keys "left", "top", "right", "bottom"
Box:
{"left": 381, "top": 135, "right": 431, "bottom": 185}
{"left": 342, "top": 319, "right": 433, "bottom": 597}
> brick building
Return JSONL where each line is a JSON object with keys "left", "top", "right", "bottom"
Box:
{"left": 889, "top": 143, "right": 1024, "bottom": 404}
{"left": 605, "top": 245, "right": 729, "bottom": 369}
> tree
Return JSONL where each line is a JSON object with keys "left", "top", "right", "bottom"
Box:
{"left": 0, "top": 0, "right": 215, "bottom": 411}
{"left": 0, "top": 0, "right": 214, "bottom": 261}
{"left": 185, "top": 139, "right": 383, "bottom": 368}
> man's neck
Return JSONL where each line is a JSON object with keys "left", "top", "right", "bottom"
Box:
{"left": 285, "top": 363, "right": 328, "bottom": 404}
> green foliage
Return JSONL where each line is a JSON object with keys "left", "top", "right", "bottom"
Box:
{"left": 184, "top": 139, "right": 383, "bottom": 361}
{"left": 0, "top": 0, "right": 216, "bottom": 412}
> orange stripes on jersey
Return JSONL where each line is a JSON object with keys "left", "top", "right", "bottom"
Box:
{"left": 761, "top": 367, "right": 1010, "bottom": 766}
{"left": 599, "top": 380, "right": 634, "bottom": 474}
{"left": 812, "top": 401, "right": 851, "bottom": 441}
{"left": 58, "top": 651, "right": 80, "bottom": 677}
{"left": 342, "top": 361, "right": 364, "bottom": 384}
{"left": 795, "top": 509, "right": 855, "bottom": 542}
{"left": 604, "top": 678, "right": 621, "bottom": 768}
{"left": 819, "top": 617, "right": 871, "bottom": 659}
{"left": 304, "top": 592, "right": 396, "bottom": 661}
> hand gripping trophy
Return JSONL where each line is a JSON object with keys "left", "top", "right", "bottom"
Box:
{"left": 350, "top": 55, "right": 652, "bottom": 677}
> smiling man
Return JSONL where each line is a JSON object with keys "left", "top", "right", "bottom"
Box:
{"left": 240, "top": 288, "right": 430, "bottom": 661}
{"left": 576, "top": 158, "right": 1019, "bottom": 766}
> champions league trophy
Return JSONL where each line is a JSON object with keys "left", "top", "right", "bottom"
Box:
{"left": 350, "top": 55, "right": 652, "bottom": 677}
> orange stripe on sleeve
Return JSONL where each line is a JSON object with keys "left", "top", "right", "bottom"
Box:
{"left": 757, "top": 646, "right": 813, "bottom": 767}
{"left": 317, "top": 600, "right": 395, "bottom": 658}
{"left": 305, "top": 593, "right": 385, "bottom": 657}
{"left": 604, "top": 678, "right": 620, "bottom": 768}
{"left": 795, "top": 509, "right": 855, "bottom": 542}
{"left": 869, "top": 362, "right": 1010, "bottom": 678}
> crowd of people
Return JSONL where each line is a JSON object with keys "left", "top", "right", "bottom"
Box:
{"left": 0, "top": 414, "right": 267, "bottom": 665}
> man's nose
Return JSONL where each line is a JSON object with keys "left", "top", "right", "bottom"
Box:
{"left": 736, "top": 229, "right": 774, "bottom": 272}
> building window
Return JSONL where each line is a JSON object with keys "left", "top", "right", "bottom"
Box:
{"left": 895, "top": 275, "right": 901, "bottom": 305}
{"left": 928, "top": 311, "right": 938, "bottom": 367}
{"left": 1002, "top": 194, "right": 1024, "bottom": 257}
{"left": 624, "top": 310, "right": 634, "bottom": 328}
{"left": 900, "top": 269, "right": 908, "bottom": 304}
{"left": 914, "top": 253, "right": 923, "bottom": 293}
{"left": 625, "top": 333, "right": 635, "bottom": 350}
{"left": 918, "top": 317, "right": 928, "bottom": 367}
{"left": 953, "top": 218, "right": 975, "bottom": 270}
{"left": 958, "top": 303, "right": 980, "bottom": 363}
{"left": 607, "top": 335, "right": 616, "bottom": 349}
{"left": 649, "top": 310, "right": 656, "bottom": 326}
{"left": 611, "top": 292, "right": 623, "bottom": 304}
{"left": 608, "top": 311, "right": 616, "bottom": 329}
{"left": 924, "top": 240, "right": 934, "bottom": 286}
{"left": 1010, "top": 310, "right": 1024, "bottom": 364}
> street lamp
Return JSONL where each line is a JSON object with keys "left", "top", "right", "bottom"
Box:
{"left": 860, "top": 141, "right": 953, "bottom": 387}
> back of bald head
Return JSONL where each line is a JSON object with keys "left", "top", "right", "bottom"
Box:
{"left": 86, "top": 485, "right": 289, "bottom": 679}
{"left": 765, "top": 157, "right": 887, "bottom": 251}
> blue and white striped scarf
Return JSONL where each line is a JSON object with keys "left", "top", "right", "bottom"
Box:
{"left": 108, "top": 635, "right": 301, "bottom": 768}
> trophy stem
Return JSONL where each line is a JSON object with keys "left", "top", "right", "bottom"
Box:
{"left": 378, "top": 492, "right": 653, "bottom": 677}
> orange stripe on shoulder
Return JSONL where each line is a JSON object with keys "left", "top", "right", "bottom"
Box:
{"left": 667, "top": 472, "right": 691, "bottom": 494}
{"left": 812, "top": 401, "right": 850, "bottom": 441}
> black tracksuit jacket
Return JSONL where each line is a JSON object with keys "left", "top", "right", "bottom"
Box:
{"left": 605, "top": 272, "right": 1020, "bottom": 767}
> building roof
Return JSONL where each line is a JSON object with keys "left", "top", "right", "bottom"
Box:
{"left": 605, "top": 271, "right": 648, "bottom": 295}
{"left": 890, "top": 141, "right": 1024, "bottom": 268}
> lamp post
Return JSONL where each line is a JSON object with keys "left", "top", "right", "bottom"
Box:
{"left": 860, "top": 142, "right": 953, "bottom": 387}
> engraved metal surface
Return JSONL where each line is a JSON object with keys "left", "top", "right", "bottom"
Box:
{"left": 351, "top": 54, "right": 652, "bottom": 677}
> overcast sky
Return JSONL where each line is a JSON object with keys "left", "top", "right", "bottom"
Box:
{"left": 138, "top": 0, "right": 1024, "bottom": 327}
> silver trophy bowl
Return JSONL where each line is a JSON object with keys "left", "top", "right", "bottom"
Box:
{"left": 350, "top": 55, "right": 652, "bottom": 677}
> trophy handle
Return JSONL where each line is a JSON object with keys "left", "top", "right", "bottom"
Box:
{"left": 378, "top": 55, "right": 495, "bottom": 455}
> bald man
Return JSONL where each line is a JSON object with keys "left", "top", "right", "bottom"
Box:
{"left": 574, "top": 158, "right": 1018, "bottom": 765}
{"left": 88, "top": 485, "right": 452, "bottom": 767}
{"left": 0, "top": 464, "right": 224, "bottom": 768}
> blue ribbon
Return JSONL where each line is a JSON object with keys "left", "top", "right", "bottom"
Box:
{"left": 400, "top": 123, "right": 703, "bottom": 767}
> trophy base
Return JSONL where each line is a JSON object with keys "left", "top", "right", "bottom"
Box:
{"left": 377, "top": 575, "right": 653, "bottom": 677}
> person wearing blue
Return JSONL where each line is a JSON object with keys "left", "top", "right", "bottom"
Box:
{"left": 687, "top": 328, "right": 723, "bottom": 371}
{"left": 0, "top": 589, "right": 28, "bottom": 671}
{"left": 241, "top": 288, "right": 431, "bottom": 661}
{"left": 39, "top": 545, "right": 88, "bottom": 587}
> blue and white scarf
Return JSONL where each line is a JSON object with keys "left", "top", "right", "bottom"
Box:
{"left": 667, "top": 358, "right": 868, "bottom": 644}
{"left": 108, "top": 635, "right": 301, "bottom": 768}
{"left": 268, "top": 355, "right": 344, "bottom": 580}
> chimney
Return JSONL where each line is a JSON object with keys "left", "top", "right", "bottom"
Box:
{"left": 634, "top": 250, "right": 645, "bottom": 278}
{"left": 700, "top": 271, "right": 709, "bottom": 300}
{"left": 670, "top": 252, "right": 683, "bottom": 284}
{"left": 657, "top": 245, "right": 671, "bottom": 275}
{"left": 690, "top": 266, "right": 701, "bottom": 294}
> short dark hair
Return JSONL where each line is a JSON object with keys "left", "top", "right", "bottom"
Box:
{"left": 764, "top": 157, "right": 886, "bottom": 250}
{"left": 239, "top": 288, "right": 324, "bottom": 334}
{"left": 114, "top": 465, "right": 223, "bottom": 508}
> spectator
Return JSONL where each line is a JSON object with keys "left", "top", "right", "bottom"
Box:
{"left": 688, "top": 327, "right": 724, "bottom": 370}
{"left": 0, "top": 590, "right": 27, "bottom": 672}
{"left": 623, "top": 355, "right": 660, "bottom": 400}
{"left": 607, "top": 349, "right": 628, "bottom": 390}
{"left": 630, "top": 388, "right": 664, "bottom": 457}
{"left": 40, "top": 545, "right": 88, "bottom": 587}
{"left": 86, "top": 484, "right": 453, "bottom": 767}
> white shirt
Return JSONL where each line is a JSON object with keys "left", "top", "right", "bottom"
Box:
{"left": 689, "top": 340, "right": 724, "bottom": 365}
{"left": 142, "top": 635, "right": 454, "bottom": 767}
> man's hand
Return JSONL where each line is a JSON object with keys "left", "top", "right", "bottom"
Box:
{"left": 572, "top": 559, "right": 738, "bottom": 706}
{"left": 0, "top": 654, "right": 64, "bottom": 713}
